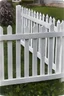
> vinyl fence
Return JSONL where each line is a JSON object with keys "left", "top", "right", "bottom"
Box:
{"left": 0, "top": 5, "right": 64, "bottom": 86}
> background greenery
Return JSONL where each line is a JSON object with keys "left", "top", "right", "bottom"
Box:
{"left": 0, "top": 0, "right": 64, "bottom": 96}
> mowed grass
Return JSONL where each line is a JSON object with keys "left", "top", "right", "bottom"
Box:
{"left": 27, "top": 6, "right": 64, "bottom": 21}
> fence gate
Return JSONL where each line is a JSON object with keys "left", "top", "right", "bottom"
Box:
{"left": 0, "top": 5, "right": 64, "bottom": 86}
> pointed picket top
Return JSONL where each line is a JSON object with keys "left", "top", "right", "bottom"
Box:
{"left": 57, "top": 20, "right": 60, "bottom": 24}
{"left": 33, "top": 24, "right": 38, "bottom": 33}
{"left": 25, "top": 8, "right": 27, "bottom": 14}
{"left": 61, "top": 20, "right": 64, "bottom": 32}
{"left": 46, "top": 14, "right": 48, "bottom": 18}
{"left": 34, "top": 11, "right": 36, "bottom": 18}
{"left": 36, "top": 12, "right": 39, "bottom": 19}
{"left": 0, "top": 26, "right": 3, "bottom": 35}
{"left": 7, "top": 25, "right": 12, "bottom": 34}
{"left": 39, "top": 12, "right": 42, "bottom": 20}
{"left": 31, "top": 9, "right": 33, "bottom": 17}
{"left": 28, "top": 9, "right": 30, "bottom": 15}
{"left": 53, "top": 17, "right": 55, "bottom": 26}
{"left": 23, "top": 7, "right": 26, "bottom": 14}
{"left": 50, "top": 24, "right": 54, "bottom": 32}
{"left": 49, "top": 16, "right": 52, "bottom": 24}
{"left": 40, "top": 12, "right": 42, "bottom": 16}
{"left": 57, "top": 20, "right": 61, "bottom": 32}
{"left": 46, "top": 14, "right": 49, "bottom": 23}
{"left": 26, "top": 8, "right": 29, "bottom": 14}
{"left": 42, "top": 14, "right": 45, "bottom": 21}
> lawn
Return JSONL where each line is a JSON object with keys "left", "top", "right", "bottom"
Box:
{"left": 26, "top": 6, "right": 64, "bottom": 21}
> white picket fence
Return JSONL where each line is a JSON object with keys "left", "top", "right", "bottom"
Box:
{"left": 0, "top": 5, "right": 64, "bottom": 86}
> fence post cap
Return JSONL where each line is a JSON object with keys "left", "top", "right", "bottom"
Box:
{"left": 16, "top": 5, "right": 21, "bottom": 8}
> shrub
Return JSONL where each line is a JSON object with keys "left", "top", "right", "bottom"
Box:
{"left": 0, "top": 1, "right": 15, "bottom": 26}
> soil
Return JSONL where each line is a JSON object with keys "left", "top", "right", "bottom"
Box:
{"left": 46, "top": 3, "right": 64, "bottom": 8}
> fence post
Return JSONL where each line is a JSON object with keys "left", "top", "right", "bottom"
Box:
{"left": 55, "top": 20, "right": 61, "bottom": 73}
{"left": 16, "top": 5, "right": 21, "bottom": 78}
{"left": 16, "top": 5, "right": 21, "bottom": 34}
{"left": 0, "top": 26, "right": 4, "bottom": 81}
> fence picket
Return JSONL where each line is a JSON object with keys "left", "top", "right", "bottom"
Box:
{"left": 28, "top": 9, "right": 30, "bottom": 29}
{"left": 49, "top": 16, "right": 52, "bottom": 24}
{"left": 21, "top": 7, "right": 24, "bottom": 33}
{"left": 46, "top": 14, "right": 49, "bottom": 23}
{"left": 33, "top": 11, "right": 36, "bottom": 26}
{"left": 16, "top": 40, "right": 21, "bottom": 78}
{"left": 24, "top": 39, "right": 29, "bottom": 77}
{"left": 7, "top": 26, "right": 13, "bottom": 79}
{"left": 40, "top": 26, "right": 46, "bottom": 75}
{"left": 32, "top": 25, "right": 38, "bottom": 76}
{"left": 42, "top": 14, "right": 45, "bottom": 21}
{"left": 48, "top": 24, "right": 54, "bottom": 74}
{"left": 53, "top": 18, "right": 55, "bottom": 26}
{"left": 33, "top": 24, "right": 39, "bottom": 51}
{"left": 36, "top": 12, "right": 39, "bottom": 19}
{"left": 0, "top": 26, "right": 4, "bottom": 80}
{"left": 16, "top": 5, "right": 21, "bottom": 34}
{"left": 55, "top": 20, "right": 61, "bottom": 73}
{"left": 61, "top": 21, "right": 64, "bottom": 73}
{"left": 32, "top": 39, "right": 37, "bottom": 76}
{"left": 30, "top": 10, "right": 33, "bottom": 47}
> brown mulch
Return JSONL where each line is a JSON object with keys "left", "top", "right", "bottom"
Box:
{"left": 46, "top": 3, "right": 64, "bottom": 8}
{"left": 26, "top": 3, "right": 64, "bottom": 8}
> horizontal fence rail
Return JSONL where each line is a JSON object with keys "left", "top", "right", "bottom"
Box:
{"left": 0, "top": 5, "right": 64, "bottom": 86}
{"left": 0, "top": 32, "right": 64, "bottom": 41}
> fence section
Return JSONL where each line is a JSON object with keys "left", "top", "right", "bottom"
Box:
{"left": 0, "top": 5, "right": 64, "bottom": 86}
{"left": 16, "top": 5, "right": 64, "bottom": 71}
{"left": 0, "top": 23, "right": 64, "bottom": 86}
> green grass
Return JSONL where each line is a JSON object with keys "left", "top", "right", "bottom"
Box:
{"left": 26, "top": 6, "right": 64, "bottom": 21}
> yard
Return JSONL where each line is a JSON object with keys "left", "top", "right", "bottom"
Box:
{"left": 0, "top": 0, "right": 64, "bottom": 96}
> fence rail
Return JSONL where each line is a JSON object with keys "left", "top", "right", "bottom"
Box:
{"left": 0, "top": 5, "right": 64, "bottom": 86}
